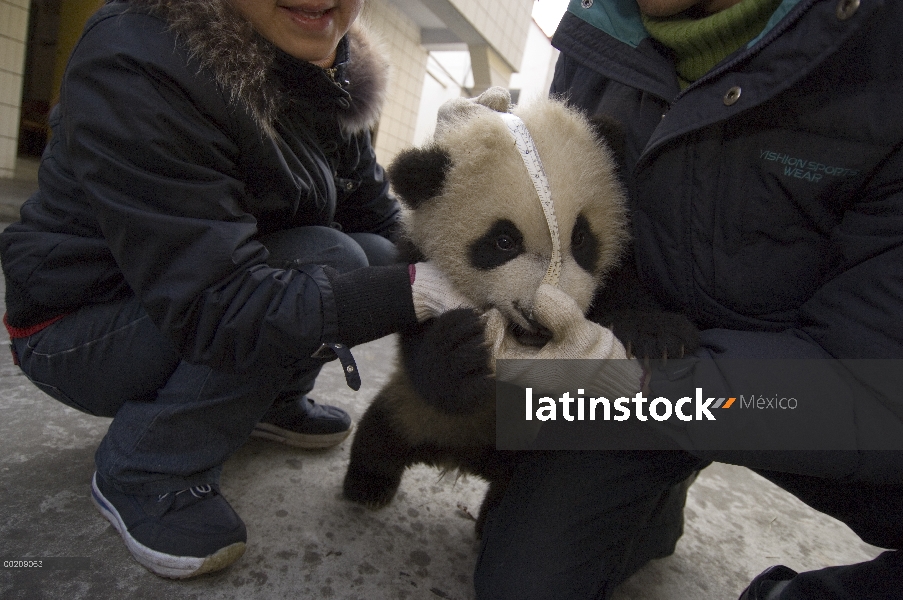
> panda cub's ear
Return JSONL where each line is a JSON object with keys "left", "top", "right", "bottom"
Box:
{"left": 387, "top": 146, "right": 452, "bottom": 209}
{"left": 588, "top": 114, "right": 627, "bottom": 172}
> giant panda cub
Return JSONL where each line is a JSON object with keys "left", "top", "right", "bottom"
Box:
{"left": 342, "top": 88, "right": 697, "bottom": 534}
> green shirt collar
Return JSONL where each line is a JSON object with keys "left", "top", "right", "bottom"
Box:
{"left": 566, "top": 0, "right": 802, "bottom": 49}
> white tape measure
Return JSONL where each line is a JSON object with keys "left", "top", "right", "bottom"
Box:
{"left": 498, "top": 112, "right": 561, "bottom": 287}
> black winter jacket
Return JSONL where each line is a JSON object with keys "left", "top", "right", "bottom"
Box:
{"left": 0, "top": 0, "right": 415, "bottom": 372}
{"left": 552, "top": 0, "right": 903, "bottom": 481}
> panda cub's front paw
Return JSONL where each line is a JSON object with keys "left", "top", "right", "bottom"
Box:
{"left": 403, "top": 308, "right": 494, "bottom": 414}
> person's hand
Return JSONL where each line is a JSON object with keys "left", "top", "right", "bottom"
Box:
{"left": 487, "top": 284, "right": 644, "bottom": 398}
{"left": 410, "top": 262, "right": 473, "bottom": 322}
{"left": 487, "top": 283, "right": 626, "bottom": 361}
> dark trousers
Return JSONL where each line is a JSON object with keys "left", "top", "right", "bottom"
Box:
{"left": 474, "top": 451, "right": 903, "bottom": 600}
{"left": 11, "top": 227, "right": 396, "bottom": 495}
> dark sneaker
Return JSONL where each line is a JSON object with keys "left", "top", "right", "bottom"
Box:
{"left": 91, "top": 472, "right": 246, "bottom": 579}
{"left": 738, "top": 565, "right": 797, "bottom": 600}
{"left": 252, "top": 396, "right": 352, "bottom": 449}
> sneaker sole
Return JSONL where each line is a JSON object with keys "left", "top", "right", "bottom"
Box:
{"left": 91, "top": 473, "right": 245, "bottom": 579}
{"left": 251, "top": 422, "right": 352, "bottom": 449}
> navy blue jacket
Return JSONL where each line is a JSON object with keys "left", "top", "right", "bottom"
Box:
{"left": 0, "top": 1, "right": 415, "bottom": 372}
{"left": 552, "top": 0, "right": 903, "bottom": 480}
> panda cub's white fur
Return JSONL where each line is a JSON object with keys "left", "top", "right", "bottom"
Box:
{"left": 342, "top": 88, "right": 631, "bottom": 535}
{"left": 406, "top": 92, "right": 628, "bottom": 327}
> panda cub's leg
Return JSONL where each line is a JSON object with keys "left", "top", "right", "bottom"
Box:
{"left": 343, "top": 390, "right": 413, "bottom": 507}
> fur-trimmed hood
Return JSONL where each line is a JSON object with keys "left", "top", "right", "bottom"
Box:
{"left": 123, "top": 0, "right": 389, "bottom": 135}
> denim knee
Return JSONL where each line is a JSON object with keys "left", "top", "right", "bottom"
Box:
{"left": 260, "top": 226, "right": 370, "bottom": 274}
{"left": 347, "top": 232, "right": 399, "bottom": 266}
{"left": 11, "top": 300, "right": 180, "bottom": 417}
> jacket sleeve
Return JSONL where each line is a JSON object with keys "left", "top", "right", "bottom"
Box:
{"left": 61, "top": 12, "right": 414, "bottom": 372}
{"left": 648, "top": 146, "right": 903, "bottom": 484}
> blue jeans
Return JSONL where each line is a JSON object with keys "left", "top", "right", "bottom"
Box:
{"left": 474, "top": 451, "right": 706, "bottom": 600}
{"left": 474, "top": 451, "right": 903, "bottom": 600}
{"left": 12, "top": 227, "right": 396, "bottom": 495}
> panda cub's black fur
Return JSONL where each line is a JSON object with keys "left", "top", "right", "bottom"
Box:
{"left": 342, "top": 89, "right": 698, "bottom": 536}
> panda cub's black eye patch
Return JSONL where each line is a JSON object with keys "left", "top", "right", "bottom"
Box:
{"left": 571, "top": 213, "right": 600, "bottom": 273}
{"left": 469, "top": 219, "right": 525, "bottom": 270}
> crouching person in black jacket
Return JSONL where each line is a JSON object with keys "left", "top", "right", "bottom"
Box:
{"left": 0, "top": 0, "right": 465, "bottom": 579}
{"left": 475, "top": 1, "right": 903, "bottom": 599}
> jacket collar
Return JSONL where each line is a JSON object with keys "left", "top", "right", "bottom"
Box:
{"left": 552, "top": 0, "right": 858, "bottom": 106}
{"left": 122, "top": 0, "right": 388, "bottom": 135}
{"left": 554, "top": 0, "right": 885, "bottom": 164}
{"left": 563, "top": 0, "right": 804, "bottom": 49}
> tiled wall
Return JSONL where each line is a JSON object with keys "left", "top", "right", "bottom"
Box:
{"left": 0, "top": 0, "right": 536, "bottom": 177}
{"left": 366, "top": 0, "right": 535, "bottom": 162}
{"left": 364, "top": 0, "right": 428, "bottom": 164}
{"left": 0, "top": 0, "right": 28, "bottom": 179}
{"left": 450, "top": 0, "right": 533, "bottom": 72}
{"left": 0, "top": 0, "right": 427, "bottom": 178}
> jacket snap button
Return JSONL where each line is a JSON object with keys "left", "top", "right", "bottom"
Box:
{"left": 723, "top": 86, "right": 742, "bottom": 106}
{"left": 836, "top": 0, "right": 859, "bottom": 20}
{"left": 581, "top": 0, "right": 593, "bottom": 8}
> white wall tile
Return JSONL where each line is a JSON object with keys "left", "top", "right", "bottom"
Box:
{"left": 10, "top": 4, "right": 29, "bottom": 42}
{"left": 0, "top": 134, "right": 17, "bottom": 173}
{"left": 0, "top": 4, "right": 13, "bottom": 39}
{"left": 364, "top": 0, "right": 428, "bottom": 164}
{"left": 0, "top": 0, "right": 29, "bottom": 179}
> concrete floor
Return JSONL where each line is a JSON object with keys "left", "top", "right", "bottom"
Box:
{"left": 0, "top": 172, "right": 884, "bottom": 600}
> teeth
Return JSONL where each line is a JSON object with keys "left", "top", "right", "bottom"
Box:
{"left": 292, "top": 8, "right": 328, "bottom": 17}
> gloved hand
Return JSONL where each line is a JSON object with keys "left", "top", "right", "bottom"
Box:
{"left": 410, "top": 262, "right": 474, "bottom": 322}
{"left": 486, "top": 284, "right": 645, "bottom": 399}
